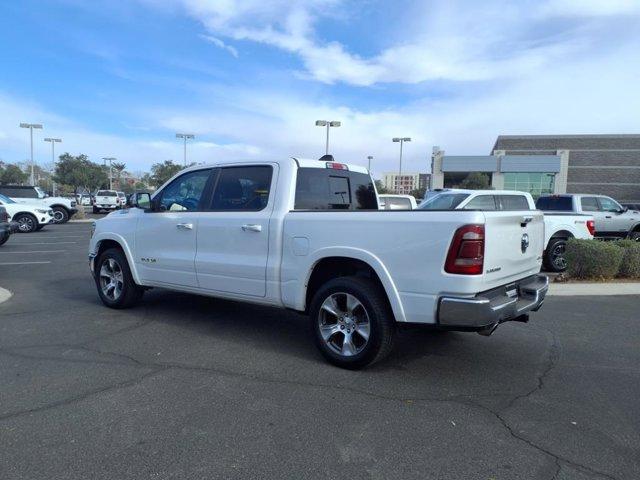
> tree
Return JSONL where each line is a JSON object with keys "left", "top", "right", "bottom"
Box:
{"left": 459, "top": 172, "right": 491, "bottom": 190}
{"left": 111, "top": 162, "right": 126, "bottom": 189}
{"left": 374, "top": 180, "right": 390, "bottom": 194}
{"left": 409, "top": 187, "right": 427, "bottom": 200}
{"left": 150, "top": 160, "right": 182, "bottom": 188}
{"left": 0, "top": 163, "right": 28, "bottom": 185}
{"left": 53, "top": 153, "right": 109, "bottom": 194}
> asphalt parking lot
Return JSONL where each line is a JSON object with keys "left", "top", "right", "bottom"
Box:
{"left": 0, "top": 223, "right": 639, "bottom": 480}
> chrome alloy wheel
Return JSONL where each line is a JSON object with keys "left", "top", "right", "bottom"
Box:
{"left": 52, "top": 210, "right": 65, "bottom": 223}
{"left": 318, "top": 292, "right": 371, "bottom": 357}
{"left": 99, "top": 258, "right": 124, "bottom": 301}
{"left": 17, "top": 216, "right": 35, "bottom": 232}
{"left": 551, "top": 242, "right": 567, "bottom": 271}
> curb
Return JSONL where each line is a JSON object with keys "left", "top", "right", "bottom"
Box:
{"left": 548, "top": 282, "right": 640, "bottom": 296}
{"left": 0, "top": 287, "right": 12, "bottom": 305}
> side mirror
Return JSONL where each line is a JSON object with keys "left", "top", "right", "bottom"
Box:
{"left": 132, "top": 192, "right": 152, "bottom": 210}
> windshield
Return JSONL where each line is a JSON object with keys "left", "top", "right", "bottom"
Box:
{"left": 418, "top": 193, "right": 470, "bottom": 210}
{"left": 0, "top": 193, "right": 17, "bottom": 204}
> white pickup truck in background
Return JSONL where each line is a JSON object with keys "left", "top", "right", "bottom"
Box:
{"left": 419, "top": 189, "right": 594, "bottom": 272}
{"left": 89, "top": 158, "right": 548, "bottom": 368}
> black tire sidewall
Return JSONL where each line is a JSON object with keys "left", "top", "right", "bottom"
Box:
{"left": 95, "top": 248, "right": 141, "bottom": 309}
{"left": 545, "top": 238, "right": 567, "bottom": 272}
{"left": 310, "top": 277, "right": 393, "bottom": 369}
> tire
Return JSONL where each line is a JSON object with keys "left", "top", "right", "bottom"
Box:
{"left": 14, "top": 213, "right": 38, "bottom": 233}
{"left": 94, "top": 247, "right": 144, "bottom": 309}
{"left": 629, "top": 231, "right": 640, "bottom": 242}
{"left": 52, "top": 206, "right": 69, "bottom": 223}
{"left": 36, "top": 224, "right": 44, "bottom": 231}
{"left": 93, "top": 207, "right": 100, "bottom": 214}
{"left": 544, "top": 238, "right": 568, "bottom": 272}
{"left": 0, "top": 232, "right": 9, "bottom": 246}
{"left": 310, "top": 276, "right": 395, "bottom": 369}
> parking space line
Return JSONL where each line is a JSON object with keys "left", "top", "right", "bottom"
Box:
{"left": 30, "top": 235, "right": 85, "bottom": 239}
{"left": 14, "top": 241, "right": 78, "bottom": 245}
{"left": 0, "top": 261, "right": 52, "bottom": 265}
{"left": 0, "top": 250, "right": 67, "bottom": 254}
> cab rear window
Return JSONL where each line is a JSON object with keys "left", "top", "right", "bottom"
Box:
{"left": 97, "top": 190, "right": 117, "bottom": 196}
{"left": 294, "top": 168, "right": 377, "bottom": 210}
{"left": 536, "top": 196, "right": 573, "bottom": 211}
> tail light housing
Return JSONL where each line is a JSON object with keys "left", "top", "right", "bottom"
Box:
{"left": 586, "top": 220, "right": 595, "bottom": 236}
{"left": 445, "top": 224, "right": 485, "bottom": 275}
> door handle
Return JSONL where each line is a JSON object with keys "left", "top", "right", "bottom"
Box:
{"left": 241, "top": 224, "right": 262, "bottom": 232}
{"left": 176, "top": 223, "right": 193, "bottom": 230}
{"left": 605, "top": 216, "right": 612, "bottom": 219}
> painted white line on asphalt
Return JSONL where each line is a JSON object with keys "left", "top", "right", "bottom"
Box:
{"left": 0, "top": 287, "right": 11, "bottom": 304}
{"left": 15, "top": 241, "right": 78, "bottom": 245}
{"left": 0, "top": 250, "right": 67, "bottom": 254}
{"left": 30, "top": 235, "right": 84, "bottom": 239}
{"left": 0, "top": 261, "right": 51, "bottom": 265}
{"left": 548, "top": 282, "right": 640, "bottom": 296}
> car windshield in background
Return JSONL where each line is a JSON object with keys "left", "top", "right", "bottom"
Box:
{"left": 97, "top": 191, "right": 118, "bottom": 197}
{"left": 0, "top": 193, "right": 17, "bottom": 204}
{"left": 419, "top": 193, "right": 469, "bottom": 210}
{"left": 536, "top": 196, "right": 573, "bottom": 211}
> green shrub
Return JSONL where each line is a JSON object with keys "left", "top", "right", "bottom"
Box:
{"left": 565, "top": 239, "right": 624, "bottom": 280}
{"left": 615, "top": 240, "right": 640, "bottom": 279}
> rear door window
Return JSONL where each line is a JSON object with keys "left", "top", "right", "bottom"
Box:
{"left": 209, "top": 166, "right": 273, "bottom": 211}
{"left": 499, "top": 195, "right": 531, "bottom": 211}
{"left": 463, "top": 195, "right": 496, "bottom": 210}
{"left": 581, "top": 197, "right": 599, "bottom": 212}
{"left": 294, "top": 168, "right": 377, "bottom": 210}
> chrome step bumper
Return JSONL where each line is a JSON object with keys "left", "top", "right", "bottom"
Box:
{"left": 437, "top": 274, "right": 549, "bottom": 331}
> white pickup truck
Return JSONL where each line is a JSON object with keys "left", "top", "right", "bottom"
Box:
{"left": 419, "top": 189, "right": 594, "bottom": 272}
{"left": 89, "top": 158, "right": 548, "bottom": 368}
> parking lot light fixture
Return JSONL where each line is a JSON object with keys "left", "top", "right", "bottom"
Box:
{"left": 176, "top": 133, "right": 195, "bottom": 167}
{"left": 20, "top": 123, "right": 44, "bottom": 186}
{"left": 44, "top": 138, "right": 62, "bottom": 195}
{"left": 315, "top": 120, "right": 341, "bottom": 155}
{"left": 367, "top": 155, "right": 373, "bottom": 172}
{"left": 102, "top": 157, "right": 116, "bottom": 190}
{"left": 392, "top": 137, "right": 411, "bottom": 177}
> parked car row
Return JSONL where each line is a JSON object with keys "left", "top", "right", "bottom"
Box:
{"left": 0, "top": 185, "right": 77, "bottom": 223}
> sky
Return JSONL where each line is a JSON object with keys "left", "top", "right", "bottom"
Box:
{"left": 0, "top": 0, "right": 639, "bottom": 178}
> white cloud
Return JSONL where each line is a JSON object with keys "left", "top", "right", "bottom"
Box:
{"left": 541, "top": 0, "right": 640, "bottom": 17}
{"left": 199, "top": 34, "right": 239, "bottom": 58}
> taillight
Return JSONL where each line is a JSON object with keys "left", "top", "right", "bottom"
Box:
{"left": 445, "top": 224, "right": 485, "bottom": 275}
{"left": 586, "top": 220, "right": 595, "bottom": 236}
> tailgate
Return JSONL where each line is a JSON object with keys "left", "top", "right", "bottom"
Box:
{"left": 482, "top": 211, "right": 543, "bottom": 286}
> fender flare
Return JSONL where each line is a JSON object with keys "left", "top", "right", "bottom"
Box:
{"left": 93, "top": 233, "right": 142, "bottom": 284}
{"left": 301, "top": 246, "right": 407, "bottom": 323}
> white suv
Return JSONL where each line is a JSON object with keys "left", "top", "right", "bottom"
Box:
{"left": 0, "top": 185, "right": 77, "bottom": 223}
{"left": 0, "top": 193, "right": 54, "bottom": 232}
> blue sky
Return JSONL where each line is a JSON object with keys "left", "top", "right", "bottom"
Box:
{"left": 1, "top": 0, "right": 639, "bottom": 176}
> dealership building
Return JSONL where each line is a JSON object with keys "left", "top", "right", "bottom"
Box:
{"left": 430, "top": 134, "right": 640, "bottom": 202}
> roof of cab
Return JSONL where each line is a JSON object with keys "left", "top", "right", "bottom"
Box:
{"left": 173, "top": 157, "right": 369, "bottom": 175}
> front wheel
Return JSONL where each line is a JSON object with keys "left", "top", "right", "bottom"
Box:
{"left": 310, "top": 276, "right": 395, "bottom": 369}
{"left": 544, "top": 238, "right": 568, "bottom": 272}
{"left": 629, "top": 231, "right": 640, "bottom": 242}
{"left": 52, "top": 206, "right": 69, "bottom": 223}
{"left": 95, "top": 248, "right": 143, "bottom": 308}
{"left": 15, "top": 213, "right": 38, "bottom": 233}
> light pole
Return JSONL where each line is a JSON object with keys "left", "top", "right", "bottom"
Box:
{"left": 20, "top": 123, "right": 43, "bottom": 185}
{"left": 367, "top": 155, "right": 373, "bottom": 172}
{"left": 392, "top": 137, "right": 411, "bottom": 176}
{"left": 176, "top": 133, "right": 195, "bottom": 167}
{"left": 102, "top": 157, "right": 116, "bottom": 190}
{"left": 44, "top": 137, "right": 62, "bottom": 195}
{"left": 315, "top": 120, "right": 341, "bottom": 155}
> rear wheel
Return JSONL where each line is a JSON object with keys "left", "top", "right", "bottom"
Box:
{"left": 15, "top": 213, "right": 38, "bottom": 233}
{"left": 95, "top": 248, "right": 143, "bottom": 308}
{"left": 93, "top": 206, "right": 100, "bottom": 214}
{"left": 52, "top": 206, "right": 69, "bottom": 223}
{"left": 544, "top": 238, "right": 568, "bottom": 272}
{"left": 629, "top": 231, "right": 640, "bottom": 242}
{"left": 310, "top": 276, "right": 395, "bottom": 369}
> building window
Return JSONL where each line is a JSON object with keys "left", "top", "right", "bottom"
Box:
{"left": 503, "top": 172, "right": 555, "bottom": 198}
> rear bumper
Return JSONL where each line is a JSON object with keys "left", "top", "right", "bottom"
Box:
{"left": 437, "top": 274, "right": 548, "bottom": 331}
